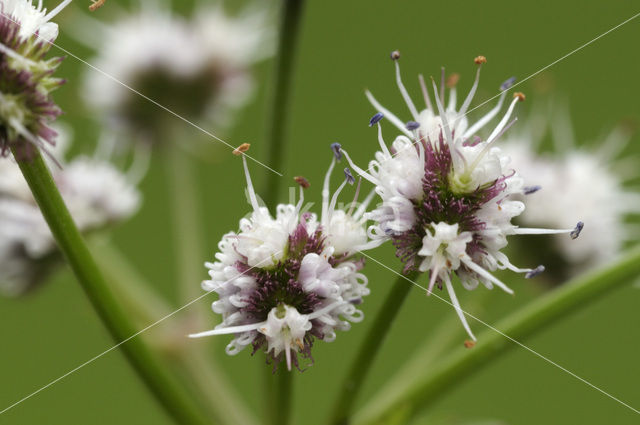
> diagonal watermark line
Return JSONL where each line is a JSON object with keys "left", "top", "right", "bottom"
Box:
{"left": 0, "top": 251, "right": 282, "bottom": 416}
{"left": 354, "top": 10, "right": 640, "bottom": 180}
{"left": 359, "top": 251, "right": 640, "bottom": 415}
{"left": 0, "top": 12, "right": 283, "bottom": 176}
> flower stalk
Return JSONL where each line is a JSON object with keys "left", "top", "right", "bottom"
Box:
{"left": 11, "top": 147, "right": 210, "bottom": 425}
{"left": 353, "top": 245, "right": 640, "bottom": 425}
{"left": 329, "top": 270, "right": 420, "bottom": 425}
{"left": 262, "top": 1, "right": 306, "bottom": 423}
{"left": 262, "top": 0, "right": 306, "bottom": 208}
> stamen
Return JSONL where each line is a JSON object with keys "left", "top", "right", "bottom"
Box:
{"left": 418, "top": 74, "right": 434, "bottom": 111}
{"left": 464, "top": 340, "right": 476, "bottom": 348}
{"left": 240, "top": 154, "right": 261, "bottom": 213}
{"left": 233, "top": 143, "right": 251, "bottom": 155}
{"left": 89, "top": 0, "right": 106, "bottom": 11}
{"left": 444, "top": 274, "right": 476, "bottom": 341}
{"left": 341, "top": 149, "right": 379, "bottom": 185}
{"left": 446, "top": 74, "right": 459, "bottom": 111}
{"left": 513, "top": 92, "right": 526, "bottom": 102}
{"left": 474, "top": 55, "right": 487, "bottom": 65}
{"left": 570, "top": 221, "right": 584, "bottom": 239}
{"left": 486, "top": 95, "right": 521, "bottom": 144}
{"left": 294, "top": 176, "right": 310, "bottom": 189}
{"left": 321, "top": 157, "right": 337, "bottom": 224}
{"left": 511, "top": 226, "right": 578, "bottom": 236}
{"left": 446, "top": 73, "right": 460, "bottom": 88}
{"left": 405, "top": 121, "right": 420, "bottom": 131}
{"left": 344, "top": 168, "right": 355, "bottom": 185}
{"left": 439, "top": 67, "right": 445, "bottom": 104}
{"left": 461, "top": 257, "right": 514, "bottom": 295}
{"left": 457, "top": 58, "right": 484, "bottom": 119}
{"left": 369, "top": 112, "right": 384, "bottom": 127}
{"left": 525, "top": 265, "right": 545, "bottom": 279}
{"left": 44, "top": 0, "right": 73, "bottom": 21}
{"left": 462, "top": 83, "right": 511, "bottom": 139}
{"left": 390, "top": 50, "right": 401, "bottom": 60}
{"left": 500, "top": 76, "right": 517, "bottom": 91}
{"left": 393, "top": 55, "right": 419, "bottom": 119}
{"left": 376, "top": 123, "right": 391, "bottom": 157}
{"left": 346, "top": 177, "right": 362, "bottom": 216}
{"left": 523, "top": 185, "right": 542, "bottom": 195}
{"left": 331, "top": 142, "right": 342, "bottom": 161}
{"left": 430, "top": 78, "right": 456, "bottom": 162}
{"left": 365, "top": 91, "right": 412, "bottom": 137}
{"left": 188, "top": 321, "right": 264, "bottom": 338}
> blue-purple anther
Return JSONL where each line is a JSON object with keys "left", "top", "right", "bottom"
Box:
{"left": 405, "top": 121, "right": 420, "bottom": 130}
{"left": 369, "top": 112, "right": 384, "bottom": 127}
{"left": 344, "top": 167, "right": 355, "bottom": 185}
{"left": 500, "top": 76, "right": 517, "bottom": 91}
{"left": 525, "top": 265, "right": 545, "bottom": 279}
{"left": 523, "top": 185, "right": 542, "bottom": 195}
{"left": 331, "top": 142, "right": 343, "bottom": 161}
{"left": 570, "top": 221, "right": 584, "bottom": 240}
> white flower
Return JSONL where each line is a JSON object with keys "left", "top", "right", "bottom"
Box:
{"left": 190, "top": 148, "right": 374, "bottom": 370}
{"left": 0, "top": 0, "right": 69, "bottom": 156}
{"left": 80, "top": 2, "right": 272, "bottom": 141}
{"left": 342, "top": 52, "right": 582, "bottom": 340}
{"left": 1, "top": 0, "right": 69, "bottom": 42}
{"left": 502, "top": 110, "right": 640, "bottom": 271}
{"left": 0, "top": 130, "right": 141, "bottom": 295}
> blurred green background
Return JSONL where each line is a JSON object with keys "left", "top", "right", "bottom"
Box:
{"left": 1, "top": 0, "right": 639, "bottom": 424}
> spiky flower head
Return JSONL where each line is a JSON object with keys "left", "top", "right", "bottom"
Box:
{"left": 82, "top": 3, "right": 272, "bottom": 144}
{"left": 189, "top": 146, "right": 380, "bottom": 371}
{"left": 503, "top": 107, "right": 639, "bottom": 279}
{"left": 0, "top": 0, "right": 70, "bottom": 157}
{"left": 0, "top": 128, "right": 141, "bottom": 295}
{"left": 343, "top": 53, "right": 582, "bottom": 340}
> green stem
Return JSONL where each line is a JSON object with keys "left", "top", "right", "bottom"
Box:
{"left": 164, "top": 141, "right": 205, "bottom": 304}
{"left": 329, "top": 270, "right": 420, "bottom": 425}
{"left": 12, "top": 148, "right": 210, "bottom": 425}
{"left": 354, "top": 245, "right": 640, "bottom": 425}
{"left": 92, "top": 240, "right": 258, "bottom": 425}
{"left": 266, "top": 368, "right": 293, "bottom": 425}
{"left": 262, "top": 0, "right": 306, "bottom": 208}
{"left": 262, "top": 0, "right": 306, "bottom": 422}
{"left": 91, "top": 238, "right": 171, "bottom": 325}
{"left": 358, "top": 291, "right": 490, "bottom": 418}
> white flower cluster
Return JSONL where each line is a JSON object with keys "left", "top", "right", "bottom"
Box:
{"left": 342, "top": 53, "right": 582, "bottom": 340}
{"left": 0, "top": 132, "right": 141, "bottom": 295}
{"left": 81, "top": 2, "right": 272, "bottom": 138}
{"left": 190, "top": 150, "right": 379, "bottom": 370}
{"left": 503, "top": 111, "right": 639, "bottom": 271}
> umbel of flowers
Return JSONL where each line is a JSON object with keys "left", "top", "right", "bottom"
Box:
{"left": 0, "top": 0, "right": 70, "bottom": 157}
{"left": 342, "top": 52, "right": 583, "bottom": 340}
{"left": 190, "top": 145, "right": 381, "bottom": 371}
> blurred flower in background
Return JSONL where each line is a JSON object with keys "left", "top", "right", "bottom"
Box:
{"left": 0, "top": 125, "right": 141, "bottom": 295}
{"left": 78, "top": 1, "right": 273, "bottom": 146}
{"left": 0, "top": 0, "right": 69, "bottom": 157}
{"left": 190, "top": 147, "right": 379, "bottom": 371}
{"left": 503, "top": 104, "right": 640, "bottom": 281}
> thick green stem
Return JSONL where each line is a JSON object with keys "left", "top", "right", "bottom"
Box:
{"left": 354, "top": 246, "right": 640, "bottom": 425}
{"left": 262, "top": 0, "right": 306, "bottom": 208}
{"left": 12, "top": 148, "right": 210, "bottom": 425}
{"left": 91, "top": 241, "right": 257, "bottom": 425}
{"left": 329, "top": 270, "right": 420, "bottom": 425}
